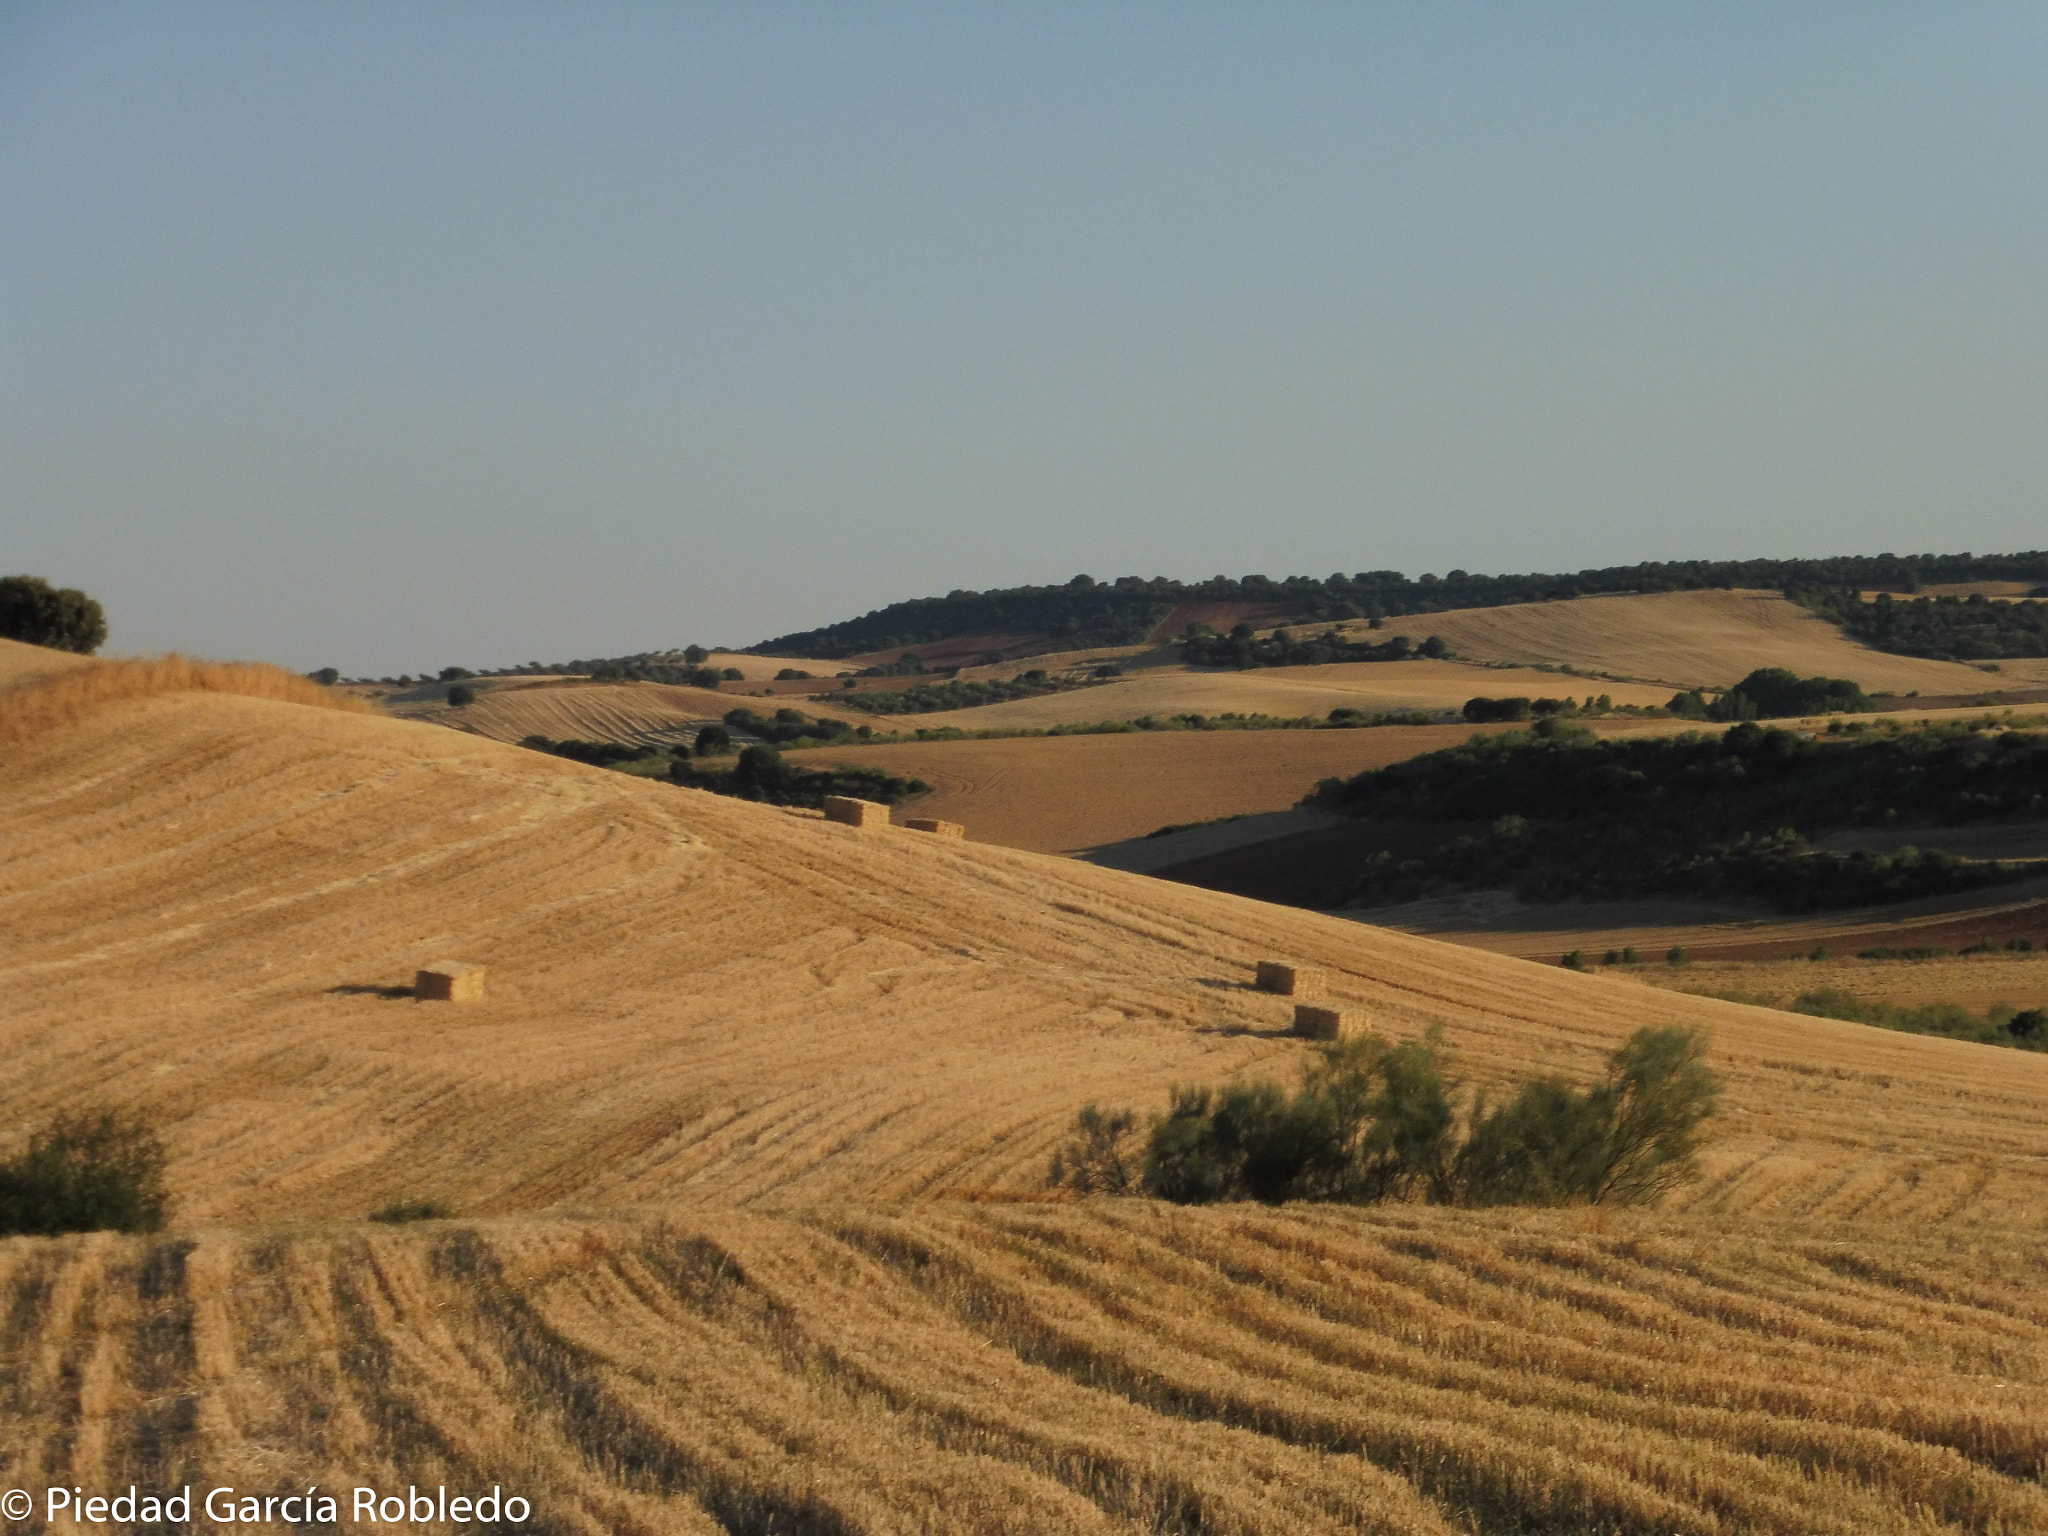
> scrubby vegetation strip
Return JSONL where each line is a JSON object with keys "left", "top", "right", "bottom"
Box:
{"left": 1305, "top": 716, "right": 2048, "bottom": 912}
{"left": 1783, "top": 987, "right": 2044, "bottom": 1050}
{"left": 1176, "top": 622, "right": 1450, "bottom": 668}
{"left": 843, "top": 668, "right": 1111, "bottom": 714}
{"left": 518, "top": 731, "right": 929, "bottom": 808}
{"left": 1796, "top": 586, "right": 2048, "bottom": 662}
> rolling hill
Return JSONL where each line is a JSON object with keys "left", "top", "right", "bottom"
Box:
{"left": 1347, "top": 589, "right": 2048, "bottom": 695}
{"left": 5, "top": 662, "right": 2048, "bottom": 1530}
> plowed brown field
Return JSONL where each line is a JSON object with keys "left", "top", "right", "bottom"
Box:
{"left": 789, "top": 723, "right": 1690, "bottom": 853}
{"left": 5, "top": 668, "right": 2048, "bottom": 1530}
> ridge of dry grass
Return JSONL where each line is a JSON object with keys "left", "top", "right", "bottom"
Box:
{"left": 0, "top": 654, "right": 372, "bottom": 744}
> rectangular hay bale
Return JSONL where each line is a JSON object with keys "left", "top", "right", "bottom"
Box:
{"left": 903, "top": 817, "right": 964, "bottom": 839}
{"left": 822, "top": 795, "right": 891, "bottom": 829}
{"left": 416, "top": 960, "right": 486, "bottom": 1002}
{"left": 1255, "top": 961, "right": 1326, "bottom": 998}
{"left": 1293, "top": 1004, "right": 1366, "bottom": 1042}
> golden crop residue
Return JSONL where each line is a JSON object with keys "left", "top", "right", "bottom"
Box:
{"left": 3, "top": 1207, "right": 2043, "bottom": 1535}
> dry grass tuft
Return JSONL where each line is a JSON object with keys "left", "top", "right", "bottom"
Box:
{"left": 0, "top": 655, "right": 371, "bottom": 744}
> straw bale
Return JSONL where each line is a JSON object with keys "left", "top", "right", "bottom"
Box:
{"left": 416, "top": 960, "right": 486, "bottom": 1002}
{"left": 1255, "top": 961, "right": 1325, "bottom": 998}
{"left": 1292, "top": 1003, "right": 1366, "bottom": 1041}
{"left": 822, "top": 796, "right": 891, "bottom": 829}
{"left": 903, "top": 817, "right": 965, "bottom": 839}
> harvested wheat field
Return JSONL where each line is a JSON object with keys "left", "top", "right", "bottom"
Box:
{"left": 891, "top": 659, "right": 1674, "bottom": 732}
{"left": 7, "top": 665, "right": 2048, "bottom": 1531}
{"left": 1343, "top": 589, "right": 2048, "bottom": 695}
{"left": 393, "top": 678, "right": 741, "bottom": 746}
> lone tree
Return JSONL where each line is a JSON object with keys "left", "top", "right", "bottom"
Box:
{"left": 0, "top": 575, "right": 107, "bottom": 653}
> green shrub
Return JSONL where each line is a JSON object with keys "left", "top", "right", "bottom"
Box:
{"left": 694, "top": 723, "right": 733, "bottom": 756}
{"left": 1561, "top": 950, "right": 1587, "bottom": 971}
{"left": 1458, "top": 1026, "right": 1720, "bottom": 1206}
{"left": 0, "top": 1110, "right": 170, "bottom": 1236}
{"left": 1045, "top": 1106, "right": 1139, "bottom": 1194}
{"left": 1464, "top": 696, "right": 1533, "bottom": 722}
{"left": 308, "top": 667, "right": 341, "bottom": 686}
{"left": 369, "top": 1199, "right": 452, "bottom": 1224}
{"left": 671, "top": 745, "right": 928, "bottom": 808}
{"left": 1066, "top": 1026, "right": 1714, "bottom": 1211}
{"left": 446, "top": 683, "right": 476, "bottom": 706}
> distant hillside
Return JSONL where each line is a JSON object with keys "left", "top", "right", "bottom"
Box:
{"left": 749, "top": 552, "right": 2048, "bottom": 659}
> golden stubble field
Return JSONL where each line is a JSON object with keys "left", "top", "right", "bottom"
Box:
{"left": 398, "top": 677, "right": 742, "bottom": 746}
{"left": 5, "top": 658, "right": 2048, "bottom": 1531}
{"left": 1342, "top": 588, "right": 2048, "bottom": 695}
{"left": 886, "top": 659, "right": 1674, "bottom": 732}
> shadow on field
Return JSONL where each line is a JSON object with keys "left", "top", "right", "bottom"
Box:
{"left": 328, "top": 984, "right": 417, "bottom": 1001}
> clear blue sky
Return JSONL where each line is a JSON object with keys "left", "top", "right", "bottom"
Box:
{"left": 5, "top": 4, "right": 2044, "bottom": 672}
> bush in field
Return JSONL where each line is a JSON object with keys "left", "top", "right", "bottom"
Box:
{"left": 446, "top": 683, "right": 476, "bottom": 706}
{"left": 1134, "top": 1034, "right": 1459, "bottom": 1206}
{"left": 0, "top": 1110, "right": 171, "bottom": 1236}
{"left": 694, "top": 723, "right": 733, "bottom": 756}
{"left": 1457, "top": 1028, "right": 1718, "bottom": 1206}
{"left": 1055, "top": 1027, "right": 1717, "bottom": 1210}
{"left": 1046, "top": 1106, "right": 1139, "bottom": 1194}
{"left": 1464, "top": 696, "right": 1533, "bottom": 722}
{"left": 369, "top": 1199, "right": 452, "bottom": 1224}
{"left": 671, "top": 745, "right": 928, "bottom": 809}
{"left": 308, "top": 667, "right": 341, "bottom": 686}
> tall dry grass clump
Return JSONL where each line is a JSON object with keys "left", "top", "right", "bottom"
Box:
{"left": 0, "top": 654, "right": 372, "bottom": 744}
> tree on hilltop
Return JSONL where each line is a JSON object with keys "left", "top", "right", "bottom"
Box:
{"left": 0, "top": 575, "right": 107, "bottom": 653}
